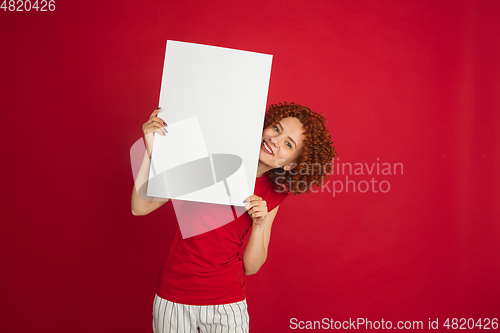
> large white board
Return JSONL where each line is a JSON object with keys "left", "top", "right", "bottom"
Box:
{"left": 147, "top": 40, "right": 273, "bottom": 207}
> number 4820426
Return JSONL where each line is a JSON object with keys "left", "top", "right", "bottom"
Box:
{"left": 1, "top": 0, "right": 55, "bottom": 11}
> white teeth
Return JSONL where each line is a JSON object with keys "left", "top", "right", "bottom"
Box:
{"left": 263, "top": 141, "right": 273, "bottom": 155}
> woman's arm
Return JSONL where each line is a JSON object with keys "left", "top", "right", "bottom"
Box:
{"left": 243, "top": 197, "right": 280, "bottom": 275}
{"left": 131, "top": 151, "right": 169, "bottom": 215}
{"left": 131, "top": 108, "right": 169, "bottom": 216}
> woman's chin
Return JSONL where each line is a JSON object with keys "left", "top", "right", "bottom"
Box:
{"left": 258, "top": 151, "right": 272, "bottom": 163}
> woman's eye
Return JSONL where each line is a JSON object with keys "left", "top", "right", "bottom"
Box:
{"left": 274, "top": 126, "right": 279, "bottom": 132}
{"left": 286, "top": 142, "right": 292, "bottom": 148}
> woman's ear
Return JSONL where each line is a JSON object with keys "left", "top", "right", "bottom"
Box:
{"left": 284, "top": 163, "right": 297, "bottom": 171}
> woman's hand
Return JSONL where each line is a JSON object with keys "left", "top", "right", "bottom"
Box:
{"left": 245, "top": 195, "right": 268, "bottom": 226}
{"left": 142, "top": 107, "right": 168, "bottom": 158}
{"left": 143, "top": 107, "right": 167, "bottom": 136}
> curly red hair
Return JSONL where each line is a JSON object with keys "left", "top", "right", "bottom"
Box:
{"left": 264, "top": 102, "right": 337, "bottom": 195}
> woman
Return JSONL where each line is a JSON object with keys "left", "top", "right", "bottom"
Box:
{"left": 132, "top": 102, "right": 337, "bottom": 332}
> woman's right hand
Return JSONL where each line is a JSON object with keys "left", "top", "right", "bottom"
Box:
{"left": 143, "top": 107, "right": 168, "bottom": 136}
{"left": 142, "top": 107, "right": 168, "bottom": 158}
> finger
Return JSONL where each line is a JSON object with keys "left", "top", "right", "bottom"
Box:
{"left": 147, "top": 117, "right": 165, "bottom": 126}
{"left": 158, "top": 126, "right": 167, "bottom": 135}
{"left": 150, "top": 107, "right": 161, "bottom": 118}
{"left": 144, "top": 118, "right": 167, "bottom": 131}
{"left": 143, "top": 121, "right": 161, "bottom": 131}
{"left": 155, "top": 117, "right": 168, "bottom": 127}
{"left": 248, "top": 206, "right": 267, "bottom": 216}
{"left": 245, "top": 202, "right": 260, "bottom": 212}
{"left": 253, "top": 207, "right": 268, "bottom": 216}
{"left": 245, "top": 199, "right": 264, "bottom": 208}
{"left": 248, "top": 200, "right": 267, "bottom": 209}
{"left": 250, "top": 210, "right": 267, "bottom": 219}
{"left": 144, "top": 123, "right": 167, "bottom": 136}
{"left": 244, "top": 195, "right": 262, "bottom": 203}
{"left": 153, "top": 123, "right": 168, "bottom": 135}
{"left": 252, "top": 212, "right": 267, "bottom": 219}
{"left": 245, "top": 197, "right": 263, "bottom": 206}
{"left": 154, "top": 127, "right": 166, "bottom": 136}
{"left": 152, "top": 127, "right": 164, "bottom": 136}
{"left": 150, "top": 109, "right": 161, "bottom": 119}
{"left": 245, "top": 200, "right": 267, "bottom": 213}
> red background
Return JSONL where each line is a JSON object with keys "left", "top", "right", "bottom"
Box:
{"left": 1, "top": 0, "right": 499, "bottom": 331}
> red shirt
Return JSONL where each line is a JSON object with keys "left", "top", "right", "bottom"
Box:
{"left": 156, "top": 174, "right": 288, "bottom": 305}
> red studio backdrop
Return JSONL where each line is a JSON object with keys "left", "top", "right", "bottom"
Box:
{"left": 1, "top": 0, "right": 499, "bottom": 332}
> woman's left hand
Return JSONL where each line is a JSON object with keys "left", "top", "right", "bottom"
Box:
{"left": 245, "top": 195, "right": 268, "bottom": 226}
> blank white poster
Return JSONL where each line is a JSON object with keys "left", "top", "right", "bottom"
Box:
{"left": 147, "top": 40, "right": 273, "bottom": 207}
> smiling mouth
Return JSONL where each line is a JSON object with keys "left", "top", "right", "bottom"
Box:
{"left": 262, "top": 140, "right": 274, "bottom": 156}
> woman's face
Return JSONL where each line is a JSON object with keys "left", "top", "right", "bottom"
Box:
{"left": 259, "top": 116, "right": 306, "bottom": 171}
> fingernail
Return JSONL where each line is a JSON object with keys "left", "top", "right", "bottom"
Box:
{"left": 163, "top": 121, "right": 167, "bottom": 126}
{"left": 158, "top": 107, "right": 161, "bottom": 109}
